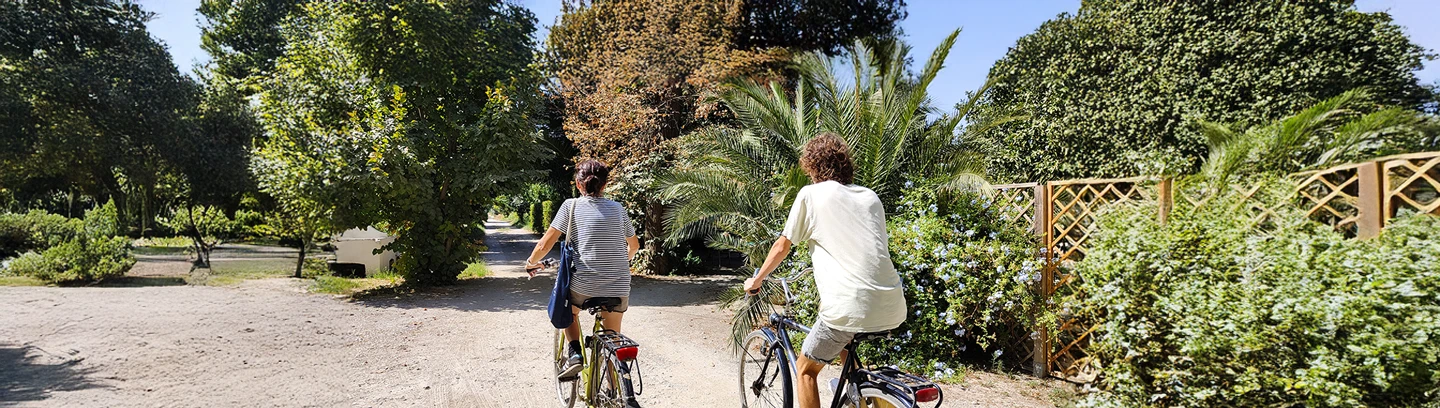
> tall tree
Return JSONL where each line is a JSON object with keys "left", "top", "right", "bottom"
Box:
{"left": 0, "top": 0, "right": 203, "bottom": 227}
{"left": 198, "top": 0, "right": 300, "bottom": 91}
{"left": 968, "top": 0, "right": 1434, "bottom": 182}
{"left": 547, "top": 0, "right": 905, "bottom": 273}
{"left": 254, "top": 1, "right": 544, "bottom": 285}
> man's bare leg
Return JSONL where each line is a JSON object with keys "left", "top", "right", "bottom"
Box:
{"left": 796, "top": 354, "right": 826, "bottom": 408}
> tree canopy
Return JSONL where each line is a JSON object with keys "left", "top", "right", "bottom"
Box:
{"left": 0, "top": 0, "right": 251, "bottom": 234}
{"left": 968, "top": 0, "right": 1435, "bottom": 182}
{"left": 253, "top": 1, "right": 544, "bottom": 285}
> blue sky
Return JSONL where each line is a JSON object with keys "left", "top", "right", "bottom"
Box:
{"left": 142, "top": 0, "right": 1439, "bottom": 112}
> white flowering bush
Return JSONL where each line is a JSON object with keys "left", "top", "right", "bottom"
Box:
{"left": 781, "top": 189, "right": 1051, "bottom": 376}
{"left": 1076, "top": 184, "right": 1440, "bottom": 407}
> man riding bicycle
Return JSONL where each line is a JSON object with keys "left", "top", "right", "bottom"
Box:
{"left": 743, "top": 132, "right": 908, "bottom": 408}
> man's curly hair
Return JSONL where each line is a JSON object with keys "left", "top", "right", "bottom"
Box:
{"left": 799, "top": 132, "right": 854, "bottom": 185}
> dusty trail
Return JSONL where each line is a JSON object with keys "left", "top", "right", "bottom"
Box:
{"left": 0, "top": 220, "right": 1063, "bottom": 407}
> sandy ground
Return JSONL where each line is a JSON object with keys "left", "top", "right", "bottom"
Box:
{"left": 0, "top": 220, "right": 1072, "bottom": 407}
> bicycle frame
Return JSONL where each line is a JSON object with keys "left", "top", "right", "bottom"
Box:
{"left": 749, "top": 274, "right": 940, "bottom": 408}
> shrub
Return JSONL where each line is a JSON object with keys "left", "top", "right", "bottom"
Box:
{"left": 1076, "top": 185, "right": 1440, "bottom": 407}
{"left": 7, "top": 236, "right": 134, "bottom": 283}
{"left": 232, "top": 209, "right": 265, "bottom": 238}
{"left": 530, "top": 202, "right": 545, "bottom": 233}
{"left": 542, "top": 200, "right": 555, "bottom": 232}
{"left": 783, "top": 189, "right": 1048, "bottom": 376}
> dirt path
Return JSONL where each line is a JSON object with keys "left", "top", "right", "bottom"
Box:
{"left": 0, "top": 221, "right": 1068, "bottom": 407}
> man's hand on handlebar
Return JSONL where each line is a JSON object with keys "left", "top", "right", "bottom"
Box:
{"left": 744, "top": 276, "right": 764, "bottom": 294}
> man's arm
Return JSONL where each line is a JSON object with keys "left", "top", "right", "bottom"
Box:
{"left": 743, "top": 236, "right": 792, "bottom": 293}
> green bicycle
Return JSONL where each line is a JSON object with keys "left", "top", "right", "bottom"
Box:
{"left": 553, "top": 297, "right": 643, "bottom": 408}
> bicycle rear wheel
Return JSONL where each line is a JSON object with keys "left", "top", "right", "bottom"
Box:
{"left": 554, "top": 330, "right": 579, "bottom": 408}
{"left": 738, "top": 330, "right": 791, "bottom": 408}
{"left": 857, "top": 387, "right": 907, "bottom": 408}
{"left": 595, "top": 349, "right": 640, "bottom": 408}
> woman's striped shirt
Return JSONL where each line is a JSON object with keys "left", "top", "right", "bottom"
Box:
{"left": 551, "top": 197, "right": 636, "bottom": 298}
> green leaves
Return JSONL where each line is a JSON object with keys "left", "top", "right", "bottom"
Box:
{"left": 253, "top": 1, "right": 542, "bottom": 285}
{"left": 1078, "top": 184, "right": 1440, "bottom": 407}
{"left": 970, "top": 0, "right": 1433, "bottom": 182}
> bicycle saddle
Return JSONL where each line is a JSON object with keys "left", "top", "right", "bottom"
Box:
{"left": 853, "top": 331, "right": 894, "bottom": 342}
{"left": 579, "top": 297, "right": 623, "bottom": 312}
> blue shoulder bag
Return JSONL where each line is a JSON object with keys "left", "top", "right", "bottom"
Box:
{"left": 548, "top": 200, "right": 578, "bottom": 329}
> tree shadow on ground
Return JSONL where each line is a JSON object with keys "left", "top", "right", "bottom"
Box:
{"left": 350, "top": 275, "right": 734, "bottom": 313}
{"left": 0, "top": 345, "right": 104, "bottom": 406}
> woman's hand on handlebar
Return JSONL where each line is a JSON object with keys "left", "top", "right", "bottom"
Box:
{"left": 525, "top": 258, "right": 556, "bottom": 279}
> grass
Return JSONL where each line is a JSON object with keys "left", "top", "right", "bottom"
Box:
{"left": 131, "top": 246, "right": 192, "bottom": 256}
{"left": 189, "top": 259, "right": 294, "bottom": 286}
{"left": 132, "top": 236, "right": 194, "bottom": 248}
{"left": 309, "top": 269, "right": 403, "bottom": 295}
{"left": 0, "top": 275, "right": 46, "bottom": 286}
{"left": 460, "top": 260, "right": 490, "bottom": 279}
{"left": 310, "top": 275, "right": 363, "bottom": 294}
{"left": 1048, "top": 386, "right": 1081, "bottom": 408}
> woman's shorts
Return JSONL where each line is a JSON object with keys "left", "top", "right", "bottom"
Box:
{"left": 569, "top": 291, "right": 629, "bottom": 313}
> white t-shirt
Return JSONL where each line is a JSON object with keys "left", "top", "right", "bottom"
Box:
{"left": 782, "top": 181, "right": 907, "bottom": 333}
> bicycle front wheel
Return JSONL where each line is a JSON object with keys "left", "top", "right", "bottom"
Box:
{"left": 738, "top": 330, "right": 791, "bottom": 408}
{"left": 554, "top": 330, "right": 579, "bottom": 408}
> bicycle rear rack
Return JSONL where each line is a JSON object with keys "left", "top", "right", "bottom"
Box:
{"left": 597, "top": 330, "right": 643, "bottom": 395}
{"left": 865, "top": 366, "right": 943, "bottom": 405}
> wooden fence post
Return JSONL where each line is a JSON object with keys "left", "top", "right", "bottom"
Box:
{"left": 1356, "top": 161, "right": 1385, "bottom": 239}
{"left": 1030, "top": 183, "right": 1053, "bottom": 377}
{"left": 1157, "top": 178, "right": 1173, "bottom": 224}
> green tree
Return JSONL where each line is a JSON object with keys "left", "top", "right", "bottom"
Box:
{"left": 161, "top": 205, "right": 232, "bottom": 268}
{"left": 0, "top": 0, "right": 201, "bottom": 228}
{"left": 198, "top": 0, "right": 300, "bottom": 91}
{"left": 547, "top": 0, "right": 907, "bottom": 274}
{"left": 662, "top": 31, "right": 1000, "bottom": 345}
{"left": 969, "top": 0, "right": 1435, "bottom": 182}
{"left": 254, "top": 1, "right": 543, "bottom": 285}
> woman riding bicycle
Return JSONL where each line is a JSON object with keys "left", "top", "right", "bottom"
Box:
{"left": 743, "top": 133, "right": 908, "bottom": 408}
{"left": 525, "top": 160, "right": 641, "bottom": 381}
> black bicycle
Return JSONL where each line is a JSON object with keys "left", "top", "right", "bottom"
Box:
{"left": 739, "top": 269, "right": 942, "bottom": 408}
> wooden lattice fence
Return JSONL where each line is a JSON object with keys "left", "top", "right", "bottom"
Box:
{"left": 994, "top": 151, "right": 1440, "bottom": 381}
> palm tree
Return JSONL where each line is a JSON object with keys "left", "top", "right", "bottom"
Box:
{"left": 1197, "top": 89, "right": 1429, "bottom": 185}
{"left": 660, "top": 29, "right": 1016, "bottom": 347}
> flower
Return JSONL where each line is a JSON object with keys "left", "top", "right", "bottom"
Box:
{"left": 993, "top": 350, "right": 1003, "bottom": 358}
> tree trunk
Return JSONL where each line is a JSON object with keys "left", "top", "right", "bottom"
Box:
{"left": 643, "top": 201, "right": 670, "bottom": 275}
{"left": 294, "top": 239, "right": 308, "bottom": 278}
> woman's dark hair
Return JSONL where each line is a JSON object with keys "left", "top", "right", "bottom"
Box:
{"left": 799, "top": 132, "right": 854, "bottom": 185}
{"left": 575, "top": 160, "right": 611, "bottom": 197}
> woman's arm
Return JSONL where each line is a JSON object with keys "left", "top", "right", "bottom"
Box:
{"left": 626, "top": 235, "right": 640, "bottom": 261}
{"left": 743, "top": 236, "right": 792, "bottom": 293}
{"left": 525, "top": 227, "right": 564, "bottom": 276}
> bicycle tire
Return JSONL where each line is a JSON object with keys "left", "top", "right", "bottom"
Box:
{"left": 595, "top": 348, "right": 641, "bottom": 408}
{"left": 857, "top": 387, "right": 909, "bottom": 408}
{"left": 554, "top": 330, "right": 579, "bottom": 408}
{"left": 738, "top": 330, "right": 792, "bottom": 408}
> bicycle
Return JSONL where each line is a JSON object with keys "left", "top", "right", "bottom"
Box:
{"left": 738, "top": 269, "right": 942, "bottom": 408}
{"left": 535, "top": 258, "right": 643, "bottom": 408}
